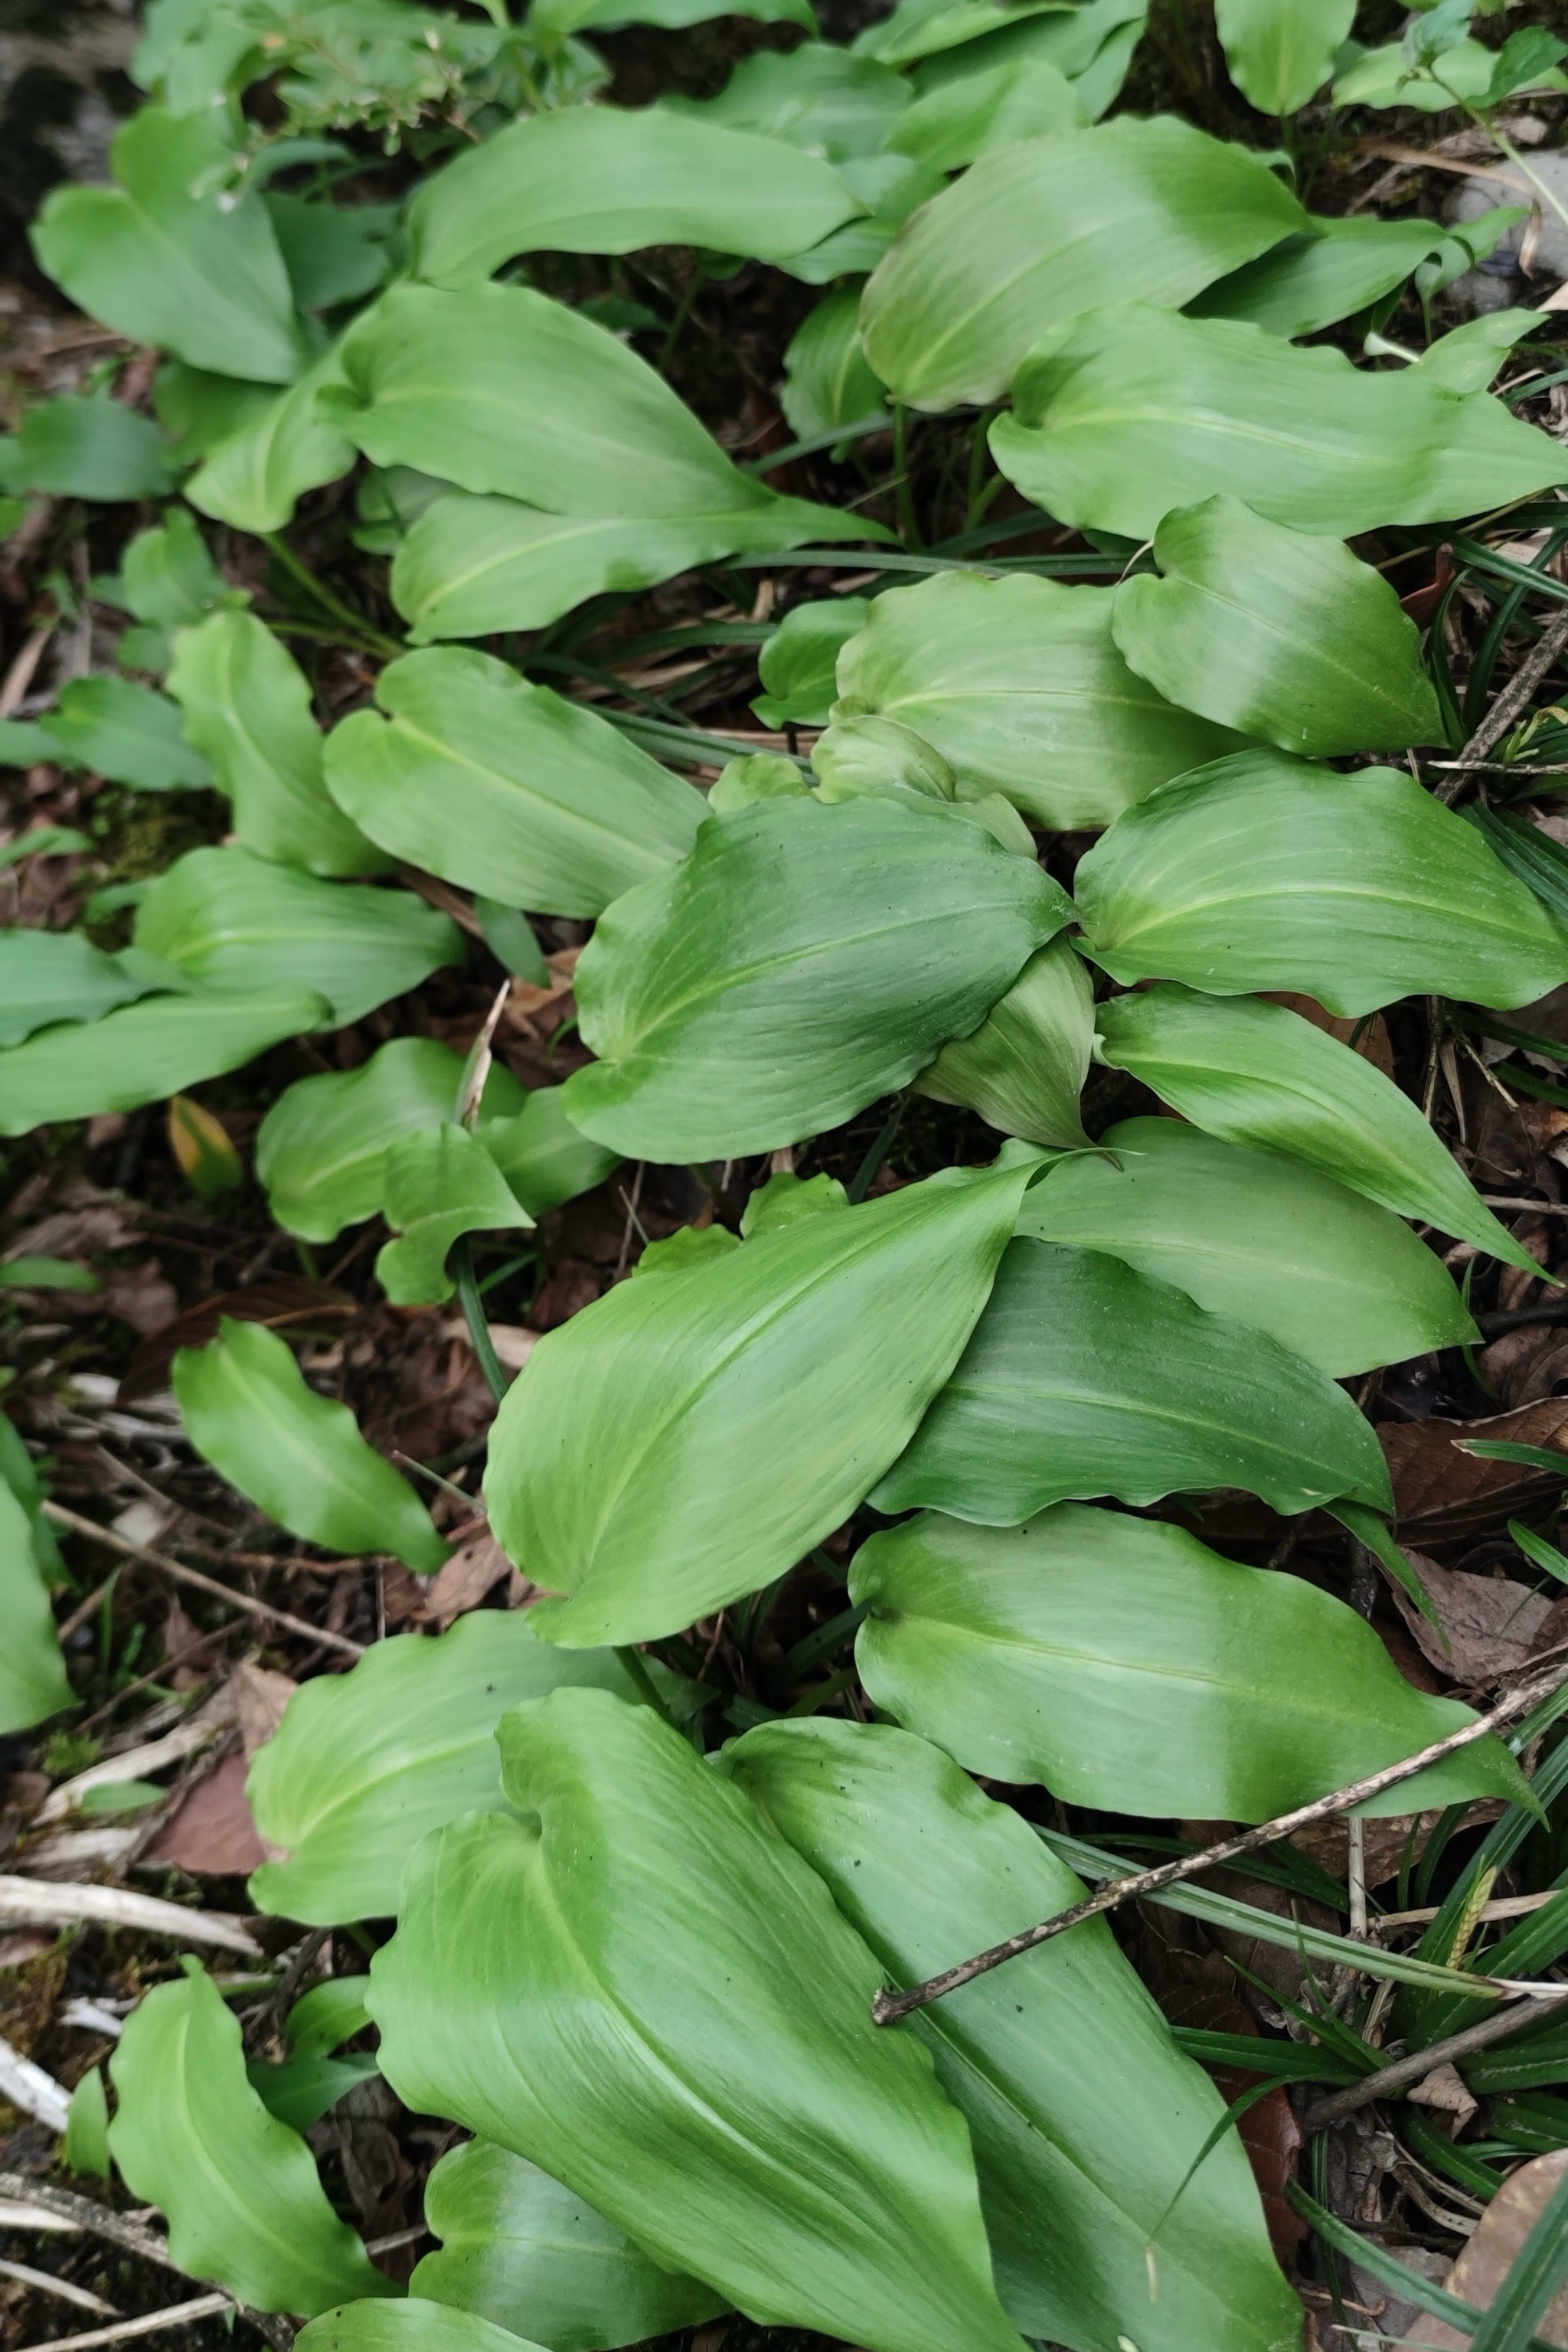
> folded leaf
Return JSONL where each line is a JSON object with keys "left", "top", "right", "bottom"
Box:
{"left": 1020, "top": 1116, "right": 1475, "bottom": 1376}
{"left": 665, "top": 44, "right": 908, "bottom": 160}
{"left": 108, "top": 1960, "right": 395, "bottom": 2316}
{"left": 168, "top": 613, "right": 388, "bottom": 878}
{"left": 413, "top": 2141, "right": 727, "bottom": 2352}
{"left": 31, "top": 107, "right": 305, "bottom": 385}
{"left": 833, "top": 570, "right": 1240, "bottom": 828}
{"left": 475, "top": 1089, "right": 622, "bottom": 1217}
{"left": 786, "top": 151, "right": 943, "bottom": 284}
{"left": 1094, "top": 982, "right": 1542, "bottom": 1272}
{"left": 564, "top": 796, "right": 1070, "bottom": 1158}
{"left": 374, "top": 1125, "right": 535, "bottom": 1307}
{"left": 173, "top": 1317, "right": 449, "bottom": 1572}
{"left": 0, "top": 1480, "right": 71, "bottom": 1734}
{"left": 913, "top": 936, "right": 1093, "bottom": 1148}
{"left": 323, "top": 647, "right": 705, "bottom": 918}
{"left": 0, "top": 985, "right": 328, "bottom": 1136}
{"left": 754, "top": 597, "right": 871, "bottom": 728}
{"left": 299, "top": 2305, "right": 550, "bottom": 2352}
{"left": 0, "top": 931, "right": 158, "bottom": 1048}
{"left": 991, "top": 304, "right": 1566, "bottom": 538}
{"left": 407, "top": 106, "right": 858, "bottom": 288}
{"left": 727, "top": 1716, "right": 1304, "bottom": 2352}
{"left": 887, "top": 53, "right": 1085, "bottom": 167}
{"left": 853, "top": 0, "right": 1086, "bottom": 67}
{"left": 249, "top": 1614, "right": 652, "bottom": 1924}
{"left": 134, "top": 846, "right": 463, "bottom": 1027}
{"left": 1076, "top": 750, "right": 1565, "bottom": 1013}
{"left": 782, "top": 285, "right": 890, "bottom": 442}
{"left": 41, "top": 678, "right": 213, "bottom": 792}
{"left": 369, "top": 1689, "right": 1026, "bottom": 2352}
{"left": 1110, "top": 499, "right": 1443, "bottom": 756}
{"left": 485, "top": 1149, "right": 1043, "bottom": 1645}
{"left": 1191, "top": 214, "right": 1450, "bottom": 339}
{"left": 851, "top": 1508, "right": 1524, "bottom": 1819}
{"left": 1214, "top": 0, "right": 1354, "bottom": 113}
{"left": 185, "top": 341, "right": 358, "bottom": 534}
{"left": 872, "top": 1236, "right": 1393, "bottom": 1520}
{"left": 250, "top": 2052, "right": 383, "bottom": 2135}
{"left": 286, "top": 1980, "right": 373, "bottom": 2063}
{"left": 861, "top": 116, "right": 1306, "bottom": 408}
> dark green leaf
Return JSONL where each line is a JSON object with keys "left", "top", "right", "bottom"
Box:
{"left": 913, "top": 936, "right": 1093, "bottom": 1148}
{"left": 0, "top": 930, "right": 159, "bottom": 1047}
{"left": 374, "top": 1124, "right": 534, "bottom": 1308}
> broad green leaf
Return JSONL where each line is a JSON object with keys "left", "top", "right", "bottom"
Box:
{"left": 168, "top": 612, "right": 387, "bottom": 877}
{"left": 31, "top": 108, "right": 305, "bottom": 385}
{"left": 833, "top": 570, "right": 1239, "bottom": 828}
{"left": 413, "top": 2142, "right": 727, "bottom": 2352}
{"left": 113, "top": 506, "right": 235, "bottom": 629}
{"left": 533, "top": 0, "right": 815, "bottom": 38}
{"left": 753, "top": 598, "right": 871, "bottom": 728}
{"left": 1021, "top": 1116, "right": 1475, "bottom": 1377}
{"left": 1190, "top": 214, "right": 1452, "bottom": 340}
{"left": 322, "top": 647, "right": 705, "bottom": 918}
{"left": 665, "top": 44, "right": 910, "bottom": 159}
{"left": 250, "top": 2052, "right": 382, "bottom": 2135}
{"left": 1076, "top": 750, "right": 1566, "bottom": 1014}
{"left": 860, "top": 117, "right": 1307, "bottom": 409}
{"left": 563, "top": 796, "right": 1070, "bottom": 1158}
{"left": 108, "top": 1960, "right": 394, "bottom": 2316}
{"left": 1417, "top": 306, "right": 1537, "bottom": 395}
{"left": 374, "top": 1125, "right": 535, "bottom": 1308}
{"left": 155, "top": 358, "right": 280, "bottom": 462}
{"left": 783, "top": 152, "right": 944, "bottom": 286}
{"left": 267, "top": 192, "right": 394, "bottom": 313}
{"left": 249, "top": 1614, "right": 651, "bottom": 1924}
{"left": 0, "top": 1481, "right": 71, "bottom": 1734}
{"left": 484, "top": 1150, "right": 1043, "bottom": 1645}
{"left": 369, "top": 1689, "right": 1026, "bottom": 2352}
{"left": 872, "top": 1238, "right": 1392, "bottom": 1521}
{"left": 885, "top": 53, "right": 1085, "bottom": 168}
{"left": 41, "top": 677, "right": 213, "bottom": 792}
{"left": 990, "top": 304, "right": 1566, "bottom": 539}
{"left": 0, "top": 931, "right": 158, "bottom": 1048}
{"left": 64, "top": 2066, "right": 112, "bottom": 2181}
{"left": 727, "top": 1716, "right": 1303, "bottom": 2352}
{"left": 299, "top": 2305, "right": 550, "bottom": 2352}
{"left": 0, "top": 984, "right": 327, "bottom": 1137}
{"left": 0, "top": 1415, "right": 63, "bottom": 1577}
{"left": 476, "top": 1089, "right": 622, "bottom": 1218}
{"left": 1332, "top": 34, "right": 1567, "bottom": 109}
{"left": 902, "top": 0, "right": 1147, "bottom": 103}
{"left": 133, "top": 846, "right": 463, "bottom": 1027}
{"left": 710, "top": 752, "right": 810, "bottom": 813}
{"left": 173, "top": 1317, "right": 448, "bottom": 1571}
{"left": 0, "top": 393, "right": 175, "bottom": 501}
{"left": 1214, "top": 0, "right": 1354, "bottom": 113}
{"left": 256, "top": 1038, "right": 524, "bottom": 1244}
{"left": 0, "top": 721, "right": 66, "bottom": 769}
{"left": 185, "top": 342, "right": 357, "bottom": 534}
{"left": 914, "top": 936, "right": 1092, "bottom": 1148}
{"left": 780, "top": 287, "right": 889, "bottom": 441}
{"left": 406, "top": 106, "right": 858, "bottom": 288}
{"left": 1094, "top": 982, "right": 1539, "bottom": 1272}
{"left": 1111, "top": 499, "right": 1442, "bottom": 756}
{"left": 855, "top": 0, "right": 1096, "bottom": 70}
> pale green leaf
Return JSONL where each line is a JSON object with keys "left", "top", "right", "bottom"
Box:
{"left": 484, "top": 1150, "right": 1043, "bottom": 1645}
{"left": 0, "top": 1481, "right": 70, "bottom": 1735}
{"left": 286, "top": 1980, "right": 372, "bottom": 2063}
{"left": 1019, "top": 1116, "right": 1475, "bottom": 1376}
{"left": 861, "top": 116, "right": 1307, "bottom": 409}
{"left": 172, "top": 1316, "right": 448, "bottom": 1571}
{"left": 1214, "top": 0, "right": 1355, "bottom": 113}
{"left": 248, "top": 1614, "right": 652, "bottom": 1924}
{"left": 185, "top": 341, "right": 357, "bottom": 535}
{"left": 727, "top": 1716, "right": 1305, "bottom": 2352}
{"left": 1190, "top": 214, "right": 1451, "bottom": 340}
{"left": 250, "top": 2052, "right": 382, "bottom": 2135}
{"left": 475, "top": 1089, "right": 622, "bottom": 1219}
{"left": 1332, "top": 34, "right": 1567, "bottom": 110}
{"left": 1416, "top": 307, "right": 1538, "bottom": 396}
{"left": 903, "top": 0, "right": 1148, "bottom": 111}
{"left": 852, "top": 1508, "right": 1525, "bottom": 1819}
{"left": 780, "top": 287, "right": 889, "bottom": 442}
{"left": 0, "top": 931, "right": 158, "bottom": 1047}
{"left": 914, "top": 936, "right": 1093, "bottom": 1148}
{"left": 753, "top": 599, "right": 871, "bottom": 729}
{"left": 155, "top": 358, "right": 281, "bottom": 463}
{"left": 64, "top": 2066, "right": 112, "bottom": 2181}
{"left": 563, "top": 796, "right": 1070, "bottom": 1159}
{"left": 0, "top": 984, "right": 328, "bottom": 1137}
{"left": 299, "top": 2303, "right": 550, "bottom": 2352}
{"left": 2, "top": 394, "right": 175, "bottom": 501}
{"left": 709, "top": 752, "right": 810, "bottom": 813}
{"left": 991, "top": 304, "right": 1566, "bottom": 538}
{"left": 886, "top": 52, "right": 1085, "bottom": 168}
{"left": 833, "top": 570, "right": 1240, "bottom": 829}
{"left": 374, "top": 1124, "right": 534, "bottom": 1308}
{"left": 1110, "top": 498, "right": 1443, "bottom": 756}
{"left": 532, "top": 0, "right": 815, "bottom": 39}
{"left": 413, "top": 2142, "right": 727, "bottom": 2352}
{"left": 1094, "top": 982, "right": 1539, "bottom": 1272}
{"left": 368, "top": 1689, "right": 1026, "bottom": 2352}
{"left": 113, "top": 507, "right": 235, "bottom": 630}
{"left": 41, "top": 677, "right": 213, "bottom": 792}
{"left": 665, "top": 44, "right": 910, "bottom": 158}
{"left": 855, "top": 0, "right": 1106, "bottom": 70}
{"left": 872, "top": 1237, "right": 1393, "bottom": 1521}
{"left": 322, "top": 647, "right": 706, "bottom": 919}
{"left": 740, "top": 1168, "right": 850, "bottom": 1234}
{"left": 108, "top": 1960, "right": 395, "bottom": 2316}
{"left": 166, "top": 612, "right": 386, "bottom": 877}
{"left": 784, "top": 152, "right": 944, "bottom": 285}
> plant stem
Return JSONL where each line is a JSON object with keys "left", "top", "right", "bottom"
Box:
{"left": 263, "top": 533, "right": 405, "bottom": 662}
{"left": 890, "top": 404, "right": 921, "bottom": 550}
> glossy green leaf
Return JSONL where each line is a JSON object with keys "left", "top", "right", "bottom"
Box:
{"left": 256, "top": 1039, "right": 524, "bottom": 1245}
{"left": 753, "top": 598, "right": 871, "bottom": 728}
{"left": 300, "top": 2305, "right": 550, "bottom": 2352}
{"left": 1094, "top": 982, "right": 1539, "bottom": 1272}
{"left": 1, "top": 394, "right": 175, "bottom": 501}
{"left": 665, "top": 44, "right": 909, "bottom": 159}
{"left": 1076, "top": 750, "right": 1566, "bottom": 1014}
{"left": 168, "top": 612, "right": 387, "bottom": 878}
{"left": 108, "top": 1959, "right": 394, "bottom": 2316}
{"left": 991, "top": 304, "right": 1566, "bottom": 538}
{"left": 727, "top": 1715, "right": 1304, "bottom": 2352}
{"left": 1110, "top": 498, "right": 1443, "bottom": 756}
{"left": 833, "top": 570, "right": 1240, "bottom": 828}
{"left": 185, "top": 342, "right": 357, "bottom": 534}
{"left": 485, "top": 1149, "right": 1042, "bottom": 1646}
{"left": 886, "top": 52, "right": 1084, "bottom": 167}
{"left": 564, "top": 796, "right": 1070, "bottom": 1158}
{"left": 874, "top": 1237, "right": 1392, "bottom": 1521}
{"left": 0, "top": 984, "right": 327, "bottom": 1138}
{"left": 249, "top": 1614, "right": 652, "bottom": 1925}
{"left": 861, "top": 116, "right": 1306, "bottom": 409}
{"left": 406, "top": 106, "right": 858, "bottom": 288}
{"left": 374, "top": 1125, "right": 535, "bottom": 1308}
{"left": 287, "top": 1980, "right": 373, "bottom": 2063}
{"left": 0, "top": 930, "right": 158, "bottom": 1047}
{"left": 323, "top": 648, "right": 705, "bottom": 919}
{"left": 64, "top": 2066, "right": 112, "bottom": 2180}
{"left": 1190, "top": 214, "right": 1452, "bottom": 339}
{"left": 1214, "top": 0, "right": 1354, "bottom": 113}
{"left": 413, "top": 2142, "right": 727, "bottom": 2352}
{"left": 172, "top": 1317, "right": 448, "bottom": 1571}
{"left": 914, "top": 936, "right": 1093, "bottom": 1148}
{"left": 1020, "top": 1116, "right": 1475, "bottom": 1377}
{"left": 41, "top": 677, "right": 213, "bottom": 792}
{"left": 0, "top": 1480, "right": 71, "bottom": 1734}
{"left": 475, "top": 1089, "right": 622, "bottom": 1219}
{"left": 32, "top": 108, "right": 305, "bottom": 385}
{"left": 133, "top": 846, "right": 462, "bottom": 1027}
{"left": 780, "top": 287, "right": 889, "bottom": 442}
{"left": 369, "top": 1689, "right": 1025, "bottom": 2352}
{"left": 250, "top": 2052, "right": 383, "bottom": 2135}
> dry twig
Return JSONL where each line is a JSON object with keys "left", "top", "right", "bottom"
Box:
{"left": 42, "top": 1502, "right": 364, "bottom": 1660}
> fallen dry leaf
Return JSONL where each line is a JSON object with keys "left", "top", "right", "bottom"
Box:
{"left": 1478, "top": 1322, "right": 1568, "bottom": 1410}
{"left": 230, "top": 1661, "right": 296, "bottom": 1756}
{"left": 140, "top": 1753, "right": 275, "bottom": 1876}
{"left": 95, "top": 1259, "right": 178, "bottom": 1337}
{"left": 418, "top": 1530, "right": 510, "bottom": 1630}
{"left": 1380, "top": 1400, "right": 1568, "bottom": 1537}
{"left": 1292, "top": 1805, "right": 1503, "bottom": 1887}
{"left": 118, "top": 1278, "right": 358, "bottom": 1403}
{"left": 1406, "top": 2060, "right": 1478, "bottom": 2130}
{"left": 1387, "top": 1550, "right": 1554, "bottom": 1684}
{"left": 1396, "top": 2148, "right": 1568, "bottom": 2349}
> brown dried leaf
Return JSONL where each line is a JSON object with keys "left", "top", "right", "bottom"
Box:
{"left": 1406, "top": 2061, "right": 1478, "bottom": 2130}
{"left": 230, "top": 1661, "right": 296, "bottom": 1757}
{"left": 96, "top": 1259, "right": 178, "bottom": 1337}
{"left": 1478, "top": 1323, "right": 1568, "bottom": 1410}
{"left": 1387, "top": 1550, "right": 1553, "bottom": 1683}
{"left": 1380, "top": 1400, "right": 1568, "bottom": 1537}
{"left": 118, "top": 1279, "right": 358, "bottom": 1403}
{"left": 3, "top": 1205, "right": 136, "bottom": 1262}
{"left": 1291, "top": 1805, "right": 1502, "bottom": 1888}
{"left": 1396, "top": 2148, "right": 1568, "bottom": 2349}
{"left": 141, "top": 1753, "right": 273, "bottom": 1876}
{"left": 417, "top": 1529, "right": 509, "bottom": 1630}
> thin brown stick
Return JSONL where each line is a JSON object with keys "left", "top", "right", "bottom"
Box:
{"left": 871, "top": 1663, "right": 1567, "bottom": 2025}
{"left": 41, "top": 1503, "right": 364, "bottom": 1660}
{"left": 1299, "top": 1984, "right": 1568, "bottom": 2132}
{"left": 0, "top": 2178, "right": 289, "bottom": 2351}
{"left": 54, "top": 1573, "right": 121, "bottom": 1647}
{"left": 1436, "top": 606, "right": 1568, "bottom": 805}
